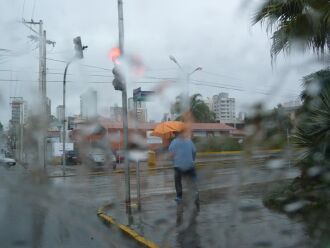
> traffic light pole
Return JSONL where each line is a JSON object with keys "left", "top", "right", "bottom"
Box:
{"left": 117, "top": 0, "right": 131, "bottom": 213}
{"left": 61, "top": 37, "right": 87, "bottom": 176}
{"left": 62, "top": 61, "right": 71, "bottom": 176}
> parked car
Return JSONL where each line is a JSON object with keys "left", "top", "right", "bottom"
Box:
{"left": 0, "top": 154, "right": 16, "bottom": 167}
{"left": 88, "top": 148, "right": 116, "bottom": 168}
{"left": 65, "top": 150, "right": 81, "bottom": 165}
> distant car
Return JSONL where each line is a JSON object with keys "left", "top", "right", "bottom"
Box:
{"left": 65, "top": 150, "right": 81, "bottom": 165}
{"left": 0, "top": 155, "right": 16, "bottom": 167}
{"left": 88, "top": 149, "right": 116, "bottom": 168}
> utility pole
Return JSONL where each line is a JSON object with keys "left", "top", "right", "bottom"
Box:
{"left": 117, "top": 0, "right": 131, "bottom": 213}
{"left": 22, "top": 19, "right": 55, "bottom": 169}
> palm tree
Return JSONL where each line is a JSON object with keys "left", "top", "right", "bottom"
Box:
{"left": 170, "top": 94, "right": 216, "bottom": 123}
{"left": 292, "top": 69, "right": 330, "bottom": 176}
{"left": 253, "top": 0, "right": 330, "bottom": 58}
{"left": 190, "top": 94, "right": 216, "bottom": 123}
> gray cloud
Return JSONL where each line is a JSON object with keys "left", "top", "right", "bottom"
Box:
{"left": 0, "top": 0, "right": 327, "bottom": 125}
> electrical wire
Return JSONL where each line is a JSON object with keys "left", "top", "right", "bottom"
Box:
{"left": 31, "top": 0, "right": 37, "bottom": 20}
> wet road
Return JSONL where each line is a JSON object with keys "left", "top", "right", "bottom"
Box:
{"left": 0, "top": 154, "right": 309, "bottom": 248}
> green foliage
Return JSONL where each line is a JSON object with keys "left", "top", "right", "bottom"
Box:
{"left": 170, "top": 94, "right": 216, "bottom": 123}
{"left": 0, "top": 122, "right": 3, "bottom": 132}
{"left": 292, "top": 69, "right": 330, "bottom": 175}
{"left": 244, "top": 104, "right": 293, "bottom": 150}
{"left": 253, "top": 0, "right": 330, "bottom": 58}
{"left": 194, "top": 136, "right": 243, "bottom": 152}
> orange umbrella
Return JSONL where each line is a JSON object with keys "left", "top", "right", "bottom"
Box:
{"left": 151, "top": 121, "right": 185, "bottom": 137}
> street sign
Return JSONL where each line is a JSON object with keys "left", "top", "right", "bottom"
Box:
{"left": 133, "top": 87, "right": 154, "bottom": 102}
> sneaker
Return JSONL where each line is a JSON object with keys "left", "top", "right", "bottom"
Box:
{"left": 174, "top": 197, "right": 182, "bottom": 203}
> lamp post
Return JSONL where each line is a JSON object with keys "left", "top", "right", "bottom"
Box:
{"left": 62, "top": 37, "right": 87, "bottom": 176}
{"left": 169, "top": 55, "right": 202, "bottom": 112}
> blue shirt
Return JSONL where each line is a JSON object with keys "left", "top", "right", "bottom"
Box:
{"left": 168, "top": 137, "right": 196, "bottom": 171}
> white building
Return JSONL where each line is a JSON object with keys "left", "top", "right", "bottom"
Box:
{"left": 212, "top": 93, "right": 236, "bottom": 123}
{"left": 80, "top": 90, "right": 98, "bottom": 119}
{"left": 56, "top": 105, "right": 64, "bottom": 121}
{"left": 128, "top": 97, "right": 148, "bottom": 122}
{"left": 204, "top": 97, "right": 213, "bottom": 110}
{"left": 110, "top": 105, "right": 123, "bottom": 122}
{"left": 46, "top": 97, "right": 51, "bottom": 119}
{"left": 10, "top": 97, "right": 28, "bottom": 124}
{"left": 238, "top": 111, "right": 247, "bottom": 122}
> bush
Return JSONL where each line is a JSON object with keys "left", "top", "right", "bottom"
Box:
{"left": 194, "top": 136, "right": 243, "bottom": 152}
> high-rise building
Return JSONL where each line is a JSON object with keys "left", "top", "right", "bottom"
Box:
{"left": 110, "top": 105, "right": 123, "bottom": 122}
{"left": 80, "top": 90, "right": 98, "bottom": 119}
{"left": 10, "top": 97, "right": 27, "bottom": 124}
{"left": 128, "top": 97, "right": 148, "bottom": 122}
{"left": 46, "top": 97, "right": 51, "bottom": 118}
{"left": 56, "top": 105, "right": 64, "bottom": 121}
{"left": 9, "top": 97, "right": 27, "bottom": 158}
{"left": 238, "top": 111, "right": 247, "bottom": 122}
{"left": 204, "top": 97, "right": 213, "bottom": 110}
{"left": 212, "top": 92, "right": 236, "bottom": 123}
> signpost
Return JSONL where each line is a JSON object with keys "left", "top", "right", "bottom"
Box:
{"left": 133, "top": 87, "right": 154, "bottom": 102}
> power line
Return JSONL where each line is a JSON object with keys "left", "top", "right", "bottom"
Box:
{"left": 191, "top": 82, "right": 246, "bottom": 92}
{"left": 200, "top": 70, "right": 258, "bottom": 85}
{"left": 45, "top": 57, "right": 113, "bottom": 71}
{"left": 191, "top": 79, "right": 274, "bottom": 95}
{"left": 31, "top": 0, "right": 37, "bottom": 20}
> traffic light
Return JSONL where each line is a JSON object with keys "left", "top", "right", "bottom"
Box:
{"left": 112, "top": 66, "right": 125, "bottom": 91}
{"left": 73, "top": 36, "right": 87, "bottom": 59}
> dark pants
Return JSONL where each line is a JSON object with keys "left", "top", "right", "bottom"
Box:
{"left": 174, "top": 167, "right": 197, "bottom": 198}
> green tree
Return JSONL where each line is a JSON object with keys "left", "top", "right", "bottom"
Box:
{"left": 170, "top": 94, "right": 216, "bottom": 123}
{"left": 0, "top": 122, "right": 3, "bottom": 132}
{"left": 254, "top": 0, "right": 330, "bottom": 58}
{"left": 245, "top": 103, "right": 293, "bottom": 149}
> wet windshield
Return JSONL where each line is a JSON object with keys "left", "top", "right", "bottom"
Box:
{"left": 1, "top": 0, "right": 330, "bottom": 247}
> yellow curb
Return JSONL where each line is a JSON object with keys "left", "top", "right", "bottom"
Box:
{"left": 97, "top": 208, "right": 159, "bottom": 248}
{"left": 197, "top": 149, "right": 281, "bottom": 156}
{"left": 197, "top": 150, "right": 241, "bottom": 155}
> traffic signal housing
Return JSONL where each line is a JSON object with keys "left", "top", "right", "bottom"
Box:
{"left": 112, "top": 66, "right": 125, "bottom": 91}
{"left": 73, "top": 36, "right": 87, "bottom": 59}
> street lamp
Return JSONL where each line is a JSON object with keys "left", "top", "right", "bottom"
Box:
{"left": 62, "top": 37, "right": 87, "bottom": 176}
{"left": 169, "top": 55, "right": 202, "bottom": 112}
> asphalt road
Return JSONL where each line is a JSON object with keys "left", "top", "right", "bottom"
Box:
{"left": 0, "top": 154, "right": 309, "bottom": 248}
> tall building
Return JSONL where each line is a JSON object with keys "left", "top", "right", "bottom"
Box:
{"left": 238, "top": 112, "right": 247, "bottom": 122}
{"left": 212, "top": 92, "right": 236, "bottom": 123}
{"left": 80, "top": 90, "right": 98, "bottom": 119}
{"left": 204, "top": 97, "right": 213, "bottom": 110}
{"left": 128, "top": 97, "right": 148, "bottom": 122}
{"left": 9, "top": 97, "right": 28, "bottom": 158}
{"left": 10, "top": 97, "right": 28, "bottom": 124}
{"left": 110, "top": 105, "right": 123, "bottom": 122}
{"left": 56, "top": 105, "right": 64, "bottom": 121}
{"left": 46, "top": 97, "right": 51, "bottom": 118}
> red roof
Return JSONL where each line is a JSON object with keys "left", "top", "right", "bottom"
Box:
{"left": 99, "top": 121, "right": 235, "bottom": 132}
{"left": 191, "top": 123, "right": 235, "bottom": 131}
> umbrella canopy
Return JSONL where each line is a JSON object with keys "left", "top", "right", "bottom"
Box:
{"left": 151, "top": 121, "right": 185, "bottom": 137}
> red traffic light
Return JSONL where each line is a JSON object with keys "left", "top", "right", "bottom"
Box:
{"left": 108, "top": 47, "right": 121, "bottom": 62}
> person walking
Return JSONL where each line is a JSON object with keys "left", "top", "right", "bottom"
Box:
{"left": 169, "top": 130, "right": 199, "bottom": 204}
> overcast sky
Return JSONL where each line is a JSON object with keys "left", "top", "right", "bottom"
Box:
{"left": 0, "top": 0, "right": 326, "bottom": 126}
